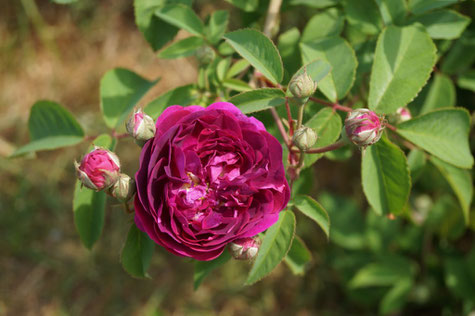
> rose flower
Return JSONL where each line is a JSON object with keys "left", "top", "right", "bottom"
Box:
{"left": 134, "top": 102, "right": 290, "bottom": 261}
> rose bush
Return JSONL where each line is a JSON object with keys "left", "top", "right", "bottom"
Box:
{"left": 134, "top": 102, "right": 290, "bottom": 260}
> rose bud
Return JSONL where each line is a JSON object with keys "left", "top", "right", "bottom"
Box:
{"left": 289, "top": 71, "right": 317, "bottom": 100}
{"left": 109, "top": 173, "right": 136, "bottom": 202}
{"left": 228, "top": 237, "right": 261, "bottom": 260}
{"left": 292, "top": 126, "right": 317, "bottom": 151}
{"left": 126, "top": 109, "right": 156, "bottom": 146}
{"left": 345, "top": 109, "right": 384, "bottom": 147}
{"left": 396, "top": 107, "right": 412, "bottom": 123}
{"left": 75, "top": 147, "right": 121, "bottom": 191}
{"left": 195, "top": 46, "right": 215, "bottom": 65}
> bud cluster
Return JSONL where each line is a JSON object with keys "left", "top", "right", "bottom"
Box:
{"left": 344, "top": 108, "right": 384, "bottom": 147}
{"left": 75, "top": 147, "right": 135, "bottom": 202}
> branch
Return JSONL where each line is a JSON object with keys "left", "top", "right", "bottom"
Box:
{"left": 263, "top": 0, "right": 283, "bottom": 37}
{"left": 291, "top": 140, "right": 346, "bottom": 154}
{"left": 270, "top": 107, "right": 291, "bottom": 148}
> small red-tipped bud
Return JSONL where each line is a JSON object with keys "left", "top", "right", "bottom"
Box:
{"left": 345, "top": 108, "right": 384, "bottom": 147}
{"left": 109, "top": 173, "right": 136, "bottom": 202}
{"left": 396, "top": 107, "right": 412, "bottom": 123}
{"left": 126, "top": 109, "right": 156, "bottom": 146}
{"left": 228, "top": 236, "right": 261, "bottom": 260}
{"left": 75, "top": 147, "right": 120, "bottom": 191}
{"left": 289, "top": 71, "right": 317, "bottom": 99}
{"left": 292, "top": 126, "right": 318, "bottom": 151}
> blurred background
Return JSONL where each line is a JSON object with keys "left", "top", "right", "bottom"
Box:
{"left": 1, "top": 0, "right": 474, "bottom": 315}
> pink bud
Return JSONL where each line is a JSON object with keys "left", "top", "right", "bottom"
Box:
{"left": 345, "top": 108, "right": 384, "bottom": 147}
{"left": 126, "top": 109, "right": 156, "bottom": 145}
{"left": 228, "top": 236, "right": 261, "bottom": 260}
{"left": 75, "top": 147, "right": 120, "bottom": 191}
{"left": 396, "top": 107, "right": 412, "bottom": 122}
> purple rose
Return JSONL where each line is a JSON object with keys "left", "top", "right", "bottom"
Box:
{"left": 134, "top": 102, "right": 290, "bottom": 261}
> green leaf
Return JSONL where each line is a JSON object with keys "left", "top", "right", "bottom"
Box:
{"left": 368, "top": 25, "right": 437, "bottom": 114}
{"left": 158, "top": 36, "right": 204, "bottom": 59}
{"left": 420, "top": 73, "right": 455, "bottom": 114}
{"left": 12, "top": 101, "right": 85, "bottom": 157}
{"left": 407, "top": 148, "right": 426, "bottom": 182}
{"left": 301, "top": 8, "right": 344, "bottom": 42}
{"left": 445, "top": 257, "right": 475, "bottom": 301}
{"left": 222, "top": 79, "right": 252, "bottom": 92}
{"left": 349, "top": 256, "right": 414, "bottom": 288}
{"left": 318, "top": 192, "right": 366, "bottom": 250}
{"left": 225, "top": 0, "right": 259, "bottom": 12}
{"left": 194, "top": 251, "right": 231, "bottom": 290}
{"left": 134, "top": 0, "right": 191, "bottom": 51}
{"left": 121, "top": 224, "right": 155, "bottom": 278}
{"left": 278, "top": 27, "right": 301, "bottom": 83}
{"left": 229, "top": 88, "right": 286, "bottom": 114}
{"left": 289, "top": 0, "right": 339, "bottom": 8}
{"left": 300, "top": 37, "right": 357, "bottom": 102}
{"left": 375, "top": 0, "right": 407, "bottom": 25}
{"left": 224, "top": 29, "right": 284, "bottom": 84}
{"left": 380, "top": 278, "right": 413, "bottom": 315}
{"left": 216, "top": 58, "right": 232, "bottom": 81}
{"left": 397, "top": 108, "right": 474, "bottom": 169}
{"left": 408, "top": 0, "right": 458, "bottom": 15}
{"left": 287, "top": 59, "right": 332, "bottom": 95}
{"left": 343, "top": 0, "right": 383, "bottom": 35}
{"left": 362, "top": 135, "right": 411, "bottom": 216}
{"left": 303, "top": 107, "right": 343, "bottom": 167}
{"left": 155, "top": 4, "right": 204, "bottom": 36}
{"left": 100, "top": 68, "right": 158, "bottom": 128}
{"left": 408, "top": 10, "right": 470, "bottom": 40}
{"left": 457, "top": 70, "right": 475, "bottom": 92}
{"left": 226, "top": 59, "right": 250, "bottom": 79}
{"left": 431, "top": 156, "right": 472, "bottom": 224}
{"left": 284, "top": 236, "right": 312, "bottom": 275}
{"left": 206, "top": 10, "right": 229, "bottom": 44}
{"left": 245, "top": 210, "right": 296, "bottom": 285}
{"left": 144, "top": 84, "right": 198, "bottom": 118}
{"left": 293, "top": 195, "right": 330, "bottom": 238}
{"left": 441, "top": 30, "right": 475, "bottom": 75}
{"left": 72, "top": 134, "right": 113, "bottom": 249}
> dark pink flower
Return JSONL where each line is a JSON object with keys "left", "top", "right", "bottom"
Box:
{"left": 134, "top": 102, "right": 290, "bottom": 261}
{"left": 345, "top": 108, "right": 383, "bottom": 147}
{"left": 75, "top": 147, "right": 120, "bottom": 191}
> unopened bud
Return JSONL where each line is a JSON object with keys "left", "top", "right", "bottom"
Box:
{"left": 109, "top": 173, "right": 136, "bottom": 202}
{"left": 126, "top": 109, "right": 156, "bottom": 146}
{"left": 289, "top": 71, "right": 317, "bottom": 100}
{"left": 75, "top": 147, "right": 121, "bottom": 191}
{"left": 396, "top": 107, "right": 412, "bottom": 123}
{"left": 195, "top": 46, "right": 215, "bottom": 65}
{"left": 292, "top": 126, "right": 317, "bottom": 151}
{"left": 228, "top": 236, "right": 261, "bottom": 260}
{"left": 345, "top": 108, "right": 384, "bottom": 147}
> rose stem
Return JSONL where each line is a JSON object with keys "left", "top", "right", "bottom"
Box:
{"left": 270, "top": 107, "right": 291, "bottom": 149}
{"left": 263, "top": 0, "right": 283, "bottom": 37}
{"left": 309, "top": 96, "right": 398, "bottom": 131}
{"left": 291, "top": 140, "right": 346, "bottom": 154}
{"left": 285, "top": 98, "right": 294, "bottom": 137}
